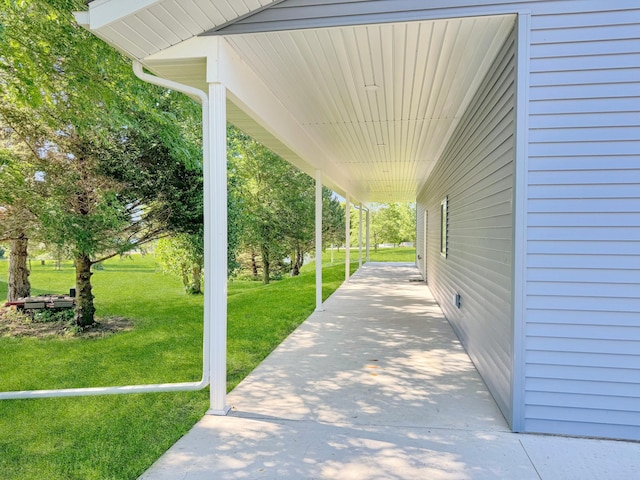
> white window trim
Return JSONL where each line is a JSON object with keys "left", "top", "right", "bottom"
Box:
{"left": 440, "top": 197, "right": 448, "bottom": 258}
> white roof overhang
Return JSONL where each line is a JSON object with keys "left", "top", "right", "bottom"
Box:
{"left": 78, "top": 1, "right": 515, "bottom": 204}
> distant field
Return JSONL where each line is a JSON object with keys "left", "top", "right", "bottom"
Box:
{"left": 311, "top": 246, "right": 416, "bottom": 267}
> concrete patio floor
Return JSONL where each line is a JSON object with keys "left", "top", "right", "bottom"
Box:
{"left": 141, "top": 263, "right": 640, "bottom": 479}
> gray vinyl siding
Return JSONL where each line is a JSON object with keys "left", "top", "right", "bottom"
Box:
{"left": 210, "top": 0, "right": 640, "bottom": 35}
{"left": 216, "top": 0, "right": 640, "bottom": 440}
{"left": 525, "top": 7, "right": 640, "bottom": 440}
{"left": 416, "top": 28, "right": 516, "bottom": 422}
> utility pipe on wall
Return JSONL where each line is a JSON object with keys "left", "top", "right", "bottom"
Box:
{"left": 0, "top": 61, "right": 211, "bottom": 401}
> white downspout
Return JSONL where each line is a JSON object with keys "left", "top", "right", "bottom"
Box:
{"left": 0, "top": 61, "right": 210, "bottom": 400}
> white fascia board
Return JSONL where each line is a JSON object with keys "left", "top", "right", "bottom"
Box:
{"left": 73, "top": 11, "right": 89, "bottom": 27}
{"left": 86, "top": 0, "right": 162, "bottom": 30}
{"left": 215, "top": 38, "right": 362, "bottom": 202}
{"left": 145, "top": 36, "right": 220, "bottom": 62}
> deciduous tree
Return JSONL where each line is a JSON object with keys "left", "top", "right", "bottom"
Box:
{"left": 366, "top": 203, "right": 416, "bottom": 249}
{"left": 229, "top": 127, "right": 340, "bottom": 282}
{"left": 0, "top": 134, "right": 41, "bottom": 301}
{"left": 0, "top": 0, "right": 204, "bottom": 325}
{"left": 323, "top": 189, "right": 345, "bottom": 251}
{"left": 156, "top": 234, "right": 204, "bottom": 294}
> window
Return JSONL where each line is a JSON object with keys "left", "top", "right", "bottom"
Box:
{"left": 440, "top": 197, "right": 448, "bottom": 257}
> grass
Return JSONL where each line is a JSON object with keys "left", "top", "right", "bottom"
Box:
{"left": 0, "top": 248, "right": 414, "bottom": 479}
{"left": 313, "top": 245, "right": 415, "bottom": 267}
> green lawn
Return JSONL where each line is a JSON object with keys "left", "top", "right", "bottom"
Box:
{"left": 0, "top": 248, "right": 413, "bottom": 479}
{"left": 312, "top": 246, "right": 415, "bottom": 267}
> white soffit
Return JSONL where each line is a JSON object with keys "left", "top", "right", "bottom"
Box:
{"left": 225, "top": 15, "right": 515, "bottom": 202}
{"left": 85, "top": 0, "right": 282, "bottom": 59}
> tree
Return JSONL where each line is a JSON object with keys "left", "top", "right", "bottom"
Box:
{"left": 229, "top": 128, "right": 289, "bottom": 284}
{"left": 399, "top": 203, "right": 417, "bottom": 244}
{"left": 156, "top": 234, "right": 204, "bottom": 294}
{"left": 226, "top": 160, "right": 242, "bottom": 278}
{"left": 281, "top": 169, "right": 314, "bottom": 276}
{"left": 322, "top": 188, "right": 345, "bottom": 251}
{"left": 228, "top": 126, "right": 338, "bottom": 282}
{"left": 0, "top": 136, "right": 40, "bottom": 301}
{"left": 366, "top": 203, "right": 416, "bottom": 250}
{"left": 0, "top": 0, "right": 204, "bottom": 325}
{"left": 377, "top": 204, "right": 404, "bottom": 246}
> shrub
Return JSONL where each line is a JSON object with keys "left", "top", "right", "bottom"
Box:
{"left": 32, "top": 308, "right": 75, "bottom": 324}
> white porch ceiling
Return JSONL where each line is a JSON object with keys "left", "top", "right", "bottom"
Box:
{"left": 81, "top": 2, "right": 515, "bottom": 203}
{"left": 226, "top": 17, "right": 515, "bottom": 202}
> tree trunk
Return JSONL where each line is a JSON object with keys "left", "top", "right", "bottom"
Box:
{"left": 261, "top": 245, "right": 270, "bottom": 285}
{"left": 7, "top": 235, "right": 30, "bottom": 302}
{"left": 74, "top": 253, "right": 96, "bottom": 327}
{"left": 251, "top": 250, "right": 258, "bottom": 279}
{"left": 291, "top": 249, "right": 303, "bottom": 276}
{"left": 190, "top": 265, "right": 202, "bottom": 294}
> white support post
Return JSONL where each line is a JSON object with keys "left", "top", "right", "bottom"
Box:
{"left": 315, "top": 170, "right": 323, "bottom": 312}
{"left": 207, "top": 82, "right": 230, "bottom": 416}
{"left": 345, "top": 194, "right": 351, "bottom": 281}
{"left": 358, "top": 204, "right": 363, "bottom": 269}
{"left": 366, "top": 208, "right": 371, "bottom": 262}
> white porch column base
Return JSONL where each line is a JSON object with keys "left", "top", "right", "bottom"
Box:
{"left": 207, "top": 406, "right": 232, "bottom": 416}
{"left": 207, "top": 81, "right": 230, "bottom": 416}
{"left": 315, "top": 169, "right": 324, "bottom": 312}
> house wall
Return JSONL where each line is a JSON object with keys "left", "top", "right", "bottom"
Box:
{"left": 219, "top": 0, "right": 640, "bottom": 440}
{"left": 417, "top": 28, "right": 516, "bottom": 422}
{"left": 524, "top": 5, "right": 640, "bottom": 441}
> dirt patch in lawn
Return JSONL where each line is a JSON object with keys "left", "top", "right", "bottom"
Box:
{"left": 0, "top": 308, "right": 134, "bottom": 339}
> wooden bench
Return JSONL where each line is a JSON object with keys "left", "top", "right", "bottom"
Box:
{"left": 4, "top": 295, "right": 76, "bottom": 311}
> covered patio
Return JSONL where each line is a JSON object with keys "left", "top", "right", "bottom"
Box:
{"left": 72, "top": 0, "right": 640, "bottom": 444}
{"left": 140, "top": 263, "right": 640, "bottom": 479}
{"left": 73, "top": 2, "right": 525, "bottom": 421}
